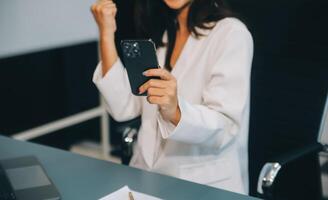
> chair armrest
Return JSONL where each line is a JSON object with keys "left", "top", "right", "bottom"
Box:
{"left": 257, "top": 142, "right": 324, "bottom": 197}
{"left": 121, "top": 127, "right": 138, "bottom": 165}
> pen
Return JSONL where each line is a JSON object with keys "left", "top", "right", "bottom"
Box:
{"left": 129, "top": 191, "right": 135, "bottom": 200}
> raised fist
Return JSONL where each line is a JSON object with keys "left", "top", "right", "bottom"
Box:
{"left": 91, "top": 0, "right": 117, "bottom": 35}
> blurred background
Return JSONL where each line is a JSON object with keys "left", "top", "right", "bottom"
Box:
{"left": 0, "top": 0, "right": 327, "bottom": 199}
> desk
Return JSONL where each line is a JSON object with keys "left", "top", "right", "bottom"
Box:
{"left": 0, "top": 135, "right": 258, "bottom": 200}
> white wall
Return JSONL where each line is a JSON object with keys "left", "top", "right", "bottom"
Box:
{"left": 0, "top": 0, "right": 98, "bottom": 59}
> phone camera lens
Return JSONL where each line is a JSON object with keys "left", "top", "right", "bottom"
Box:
{"left": 123, "top": 41, "right": 141, "bottom": 58}
{"left": 123, "top": 42, "right": 130, "bottom": 48}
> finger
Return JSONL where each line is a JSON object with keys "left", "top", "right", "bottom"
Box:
{"left": 91, "top": 3, "right": 101, "bottom": 12}
{"left": 95, "top": 4, "right": 102, "bottom": 13}
{"left": 103, "top": 5, "right": 117, "bottom": 14}
{"left": 143, "top": 68, "right": 172, "bottom": 80}
{"left": 139, "top": 79, "right": 168, "bottom": 94}
{"left": 147, "top": 96, "right": 164, "bottom": 105}
{"left": 97, "top": 1, "right": 115, "bottom": 8}
{"left": 92, "top": 1, "right": 115, "bottom": 14}
{"left": 104, "top": 5, "right": 117, "bottom": 13}
{"left": 96, "top": 5, "right": 116, "bottom": 17}
{"left": 102, "top": 3, "right": 117, "bottom": 11}
{"left": 90, "top": 4, "right": 97, "bottom": 13}
{"left": 102, "top": 1, "right": 115, "bottom": 6}
{"left": 97, "top": 0, "right": 113, "bottom": 3}
{"left": 147, "top": 88, "right": 166, "bottom": 97}
{"left": 98, "top": 2, "right": 116, "bottom": 9}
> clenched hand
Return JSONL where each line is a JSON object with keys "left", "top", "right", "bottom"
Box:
{"left": 139, "top": 69, "right": 181, "bottom": 126}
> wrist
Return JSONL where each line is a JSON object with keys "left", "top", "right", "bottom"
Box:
{"left": 170, "top": 106, "right": 181, "bottom": 126}
{"left": 99, "top": 30, "right": 115, "bottom": 41}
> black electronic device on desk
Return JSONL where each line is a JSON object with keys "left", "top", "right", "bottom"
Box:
{"left": 0, "top": 156, "right": 60, "bottom": 200}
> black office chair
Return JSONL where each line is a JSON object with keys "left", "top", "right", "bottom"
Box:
{"left": 108, "top": 117, "right": 140, "bottom": 164}
{"left": 255, "top": 95, "right": 328, "bottom": 199}
{"left": 246, "top": 31, "right": 328, "bottom": 199}
{"left": 224, "top": 0, "right": 328, "bottom": 199}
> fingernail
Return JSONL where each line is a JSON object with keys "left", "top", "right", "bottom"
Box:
{"left": 142, "top": 71, "right": 147, "bottom": 76}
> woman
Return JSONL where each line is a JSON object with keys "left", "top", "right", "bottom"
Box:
{"left": 91, "top": 0, "right": 253, "bottom": 194}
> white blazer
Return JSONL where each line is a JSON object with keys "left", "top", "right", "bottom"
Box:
{"left": 93, "top": 18, "right": 253, "bottom": 194}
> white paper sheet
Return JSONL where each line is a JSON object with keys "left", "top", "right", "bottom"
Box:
{"left": 99, "top": 186, "right": 162, "bottom": 200}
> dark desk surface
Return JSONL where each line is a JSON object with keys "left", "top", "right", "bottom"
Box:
{"left": 0, "top": 135, "right": 259, "bottom": 200}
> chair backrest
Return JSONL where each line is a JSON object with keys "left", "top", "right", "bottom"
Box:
{"left": 318, "top": 94, "right": 328, "bottom": 146}
{"left": 225, "top": 0, "right": 328, "bottom": 199}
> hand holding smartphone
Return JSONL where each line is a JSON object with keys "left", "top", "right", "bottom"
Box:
{"left": 120, "top": 39, "right": 160, "bottom": 96}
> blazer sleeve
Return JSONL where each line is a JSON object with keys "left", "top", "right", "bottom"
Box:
{"left": 93, "top": 59, "right": 142, "bottom": 122}
{"left": 157, "top": 26, "right": 254, "bottom": 148}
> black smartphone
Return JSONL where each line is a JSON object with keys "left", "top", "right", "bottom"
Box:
{"left": 120, "top": 39, "right": 160, "bottom": 96}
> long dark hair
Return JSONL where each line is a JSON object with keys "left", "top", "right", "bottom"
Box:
{"left": 134, "top": 0, "right": 232, "bottom": 70}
